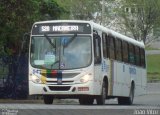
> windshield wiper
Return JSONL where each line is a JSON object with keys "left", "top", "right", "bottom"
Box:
{"left": 51, "top": 60, "right": 60, "bottom": 68}
{"left": 64, "top": 34, "right": 77, "bottom": 48}
{"left": 44, "top": 34, "right": 55, "bottom": 48}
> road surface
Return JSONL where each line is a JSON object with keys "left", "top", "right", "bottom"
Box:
{"left": 146, "top": 50, "right": 160, "bottom": 55}
{"left": 0, "top": 83, "right": 160, "bottom": 115}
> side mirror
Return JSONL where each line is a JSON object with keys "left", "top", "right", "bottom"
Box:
{"left": 23, "top": 32, "right": 30, "bottom": 41}
{"left": 21, "top": 32, "right": 31, "bottom": 54}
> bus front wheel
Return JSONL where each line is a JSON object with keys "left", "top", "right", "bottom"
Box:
{"left": 43, "top": 95, "right": 54, "bottom": 104}
{"left": 96, "top": 81, "right": 107, "bottom": 105}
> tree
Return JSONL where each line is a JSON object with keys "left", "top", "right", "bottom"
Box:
{"left": 119, "top": 0, "right": 160, "bottom": 44}
{"left": 56, "top": 0, "right": 101, "bottom": 20}
{"left": 0, "top": 0, "right": 65, "bottom": 98}
{"left": 40, "top": 0, "right": 65, "bottom": 20}
{"left": 0, "top": 0, "right": 64, "bottom": 55}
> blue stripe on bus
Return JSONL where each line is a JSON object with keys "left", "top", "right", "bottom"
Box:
{"left": 57, "top": 71, "right": 62, "bottom": 84}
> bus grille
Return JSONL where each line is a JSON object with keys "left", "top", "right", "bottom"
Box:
{"left": 46, "top": 80, "right": 74, "bottom": 85}
{"left": 48, "top": 86, "right": 71, "bottom": 91}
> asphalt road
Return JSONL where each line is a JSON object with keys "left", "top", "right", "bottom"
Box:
{"left": 146, "top": 50, "right": 160, "bottom": 55}
{"left": 0, "top": 83, "right": 160, "bottom": 115}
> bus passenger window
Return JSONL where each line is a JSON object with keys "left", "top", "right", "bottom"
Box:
{"left": 129, "top": 44, "right": 135, "bottom": 65}
{"left": 122, "top": 41, "right": 128, "bottom": 63}
{"left": 135, "top": 46, "right": 140, "bottom": 66}
{"left": 102, "top": 33, "right": 107, "bottom": 58}
{"left": 115, "top": 39, "right": 122, "bottom": 61}
{"left": 93, "top": 34, "right": 101, "bottom": 64}
{"left": 109, "top": 36, "right": 115, "bottom": 60}
{"left": 140, "top": 48, "right": 146, "bottom": 68}
{"left": 106, "top": 35, "right": 110, "bottom": 58}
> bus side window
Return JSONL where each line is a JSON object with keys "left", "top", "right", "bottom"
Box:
{"left": 102, "top": 33, "right": 107, "bottom": 58}
{"left": 102, "top": 33, "right": 109, "bottom": 58}
{"left": 135, "top": 46, "right": 140, "bottom": 66}
{"left": 115, "top": 38, "right": 122, "bottom": 61}
{"left": 140, "top": 48, "right": 146, "bottom": 68}
{"left": 106, "top": 34, "right": 110, "bottom": 58}
{"left": 129, "top": 44, "right": 135, "bottom": 65}
{"left": 109, "top": 36, "right": 115, "bottom": 60}
{"left": 122, "top": 41, "right": 128, "bottom": 63}
{"left": 93, "top": 33, "right": 101, "bottom": 64}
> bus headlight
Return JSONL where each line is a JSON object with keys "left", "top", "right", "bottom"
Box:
{"left": 80, "top": 74, "right": 91, "bottom": 83}
{"left": 31, "top": 75, "right": 41, "bottom": 84}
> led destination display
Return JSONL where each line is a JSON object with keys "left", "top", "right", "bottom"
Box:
{"left": 32, "top": 23, "right": 91, "bottom": 35}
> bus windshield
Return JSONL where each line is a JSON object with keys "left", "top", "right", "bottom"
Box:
{"left": 30, "top": 35, "right": 92, "bottom": 70}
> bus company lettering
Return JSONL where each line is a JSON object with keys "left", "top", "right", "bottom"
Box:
{"left": 52, "top": 26, "right": 79, "bottom": 32}
{"left": 129, "top": 67, "right": 136, "bottom": 75}
{"left": 101, "top": 61, "right": 108, "bottom": 72}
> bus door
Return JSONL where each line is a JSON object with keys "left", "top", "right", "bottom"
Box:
{"left": 93, "top": 32, "right": 102, "bottom": 93}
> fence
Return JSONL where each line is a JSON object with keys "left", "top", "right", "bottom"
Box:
{"left": 0, "top": 54, "right": 28, "bottom": 99}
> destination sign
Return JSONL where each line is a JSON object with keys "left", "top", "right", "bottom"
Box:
{"left": 32, "top": 23, "right": 91, "bottom": 35}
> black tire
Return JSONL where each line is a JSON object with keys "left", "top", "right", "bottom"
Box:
{"left": 118, "top": 84, "right": 135, "bottom": 105}
{"left": 96, "top": 81, "right": 107, "bottom": 105}
{"left": 79, "top": 97, "right": 94, "bottom": 105}
{"left": 118, "top": 97, "right": 125, "bottom": 105}
{"left": 43, "top": 95, "right": 54, "bottom": 104}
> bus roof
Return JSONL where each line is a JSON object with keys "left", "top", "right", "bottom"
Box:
{"left": 91, "top": 22, "right": 145, "bottom": 48}
{"left": 33, "top": 20, "right": 145, "bottom": 48}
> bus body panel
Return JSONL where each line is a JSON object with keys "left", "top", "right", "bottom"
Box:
{"left": 130, "top": 68, "right": 147, "bottom": 96}
{"left": 94, "top": 65, "right": 103, "bottom": 95}
{"left": 110, "top": 61, "right": 147, "bottom": 97}
{"left": 112, "top": 61, "right": 130, "bottom": 97}
{"left": 29, "top": 65, "right": 103, "bottom": 96}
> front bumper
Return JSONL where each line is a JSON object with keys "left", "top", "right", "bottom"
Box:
{"left": 29, "top": 80, "right": 95, "bottom": 96}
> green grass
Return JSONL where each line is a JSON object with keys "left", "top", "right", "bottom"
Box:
{"left": 147, "top": 74, "right": 160, "bottom": 82}
{"left": 147, "top": 54, "right": 160, "bottom": 74}
{"left": 147, "top": 54, "right": 160, "bottom": 82}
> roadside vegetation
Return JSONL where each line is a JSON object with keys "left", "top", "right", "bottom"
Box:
{"left": 147, "top": 54, "right": 160, "bottom": 82}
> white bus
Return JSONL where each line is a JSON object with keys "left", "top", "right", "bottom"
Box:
{"left": 29, "top": 20, "right": 147, "bottom": 105}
